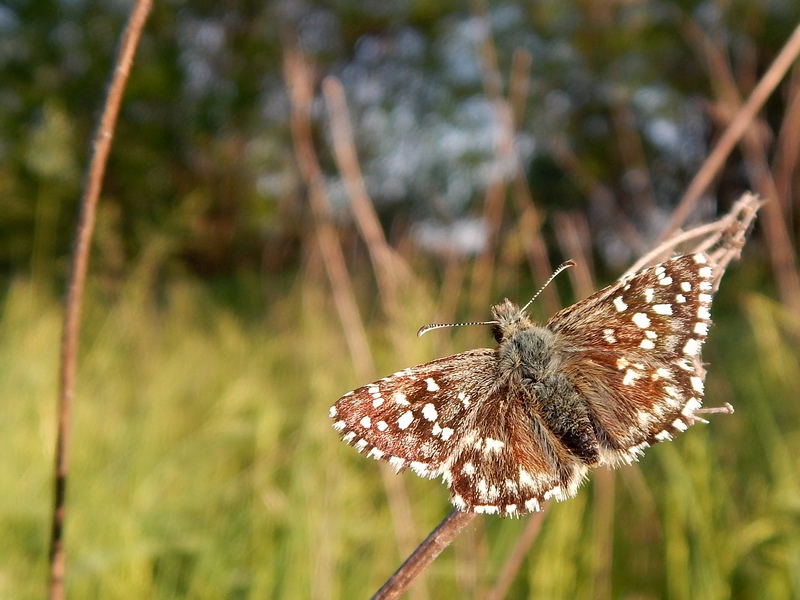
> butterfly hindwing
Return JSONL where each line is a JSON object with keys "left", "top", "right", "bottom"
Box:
{"left": 441, "top": 382, "right": 588, "bottom": 515}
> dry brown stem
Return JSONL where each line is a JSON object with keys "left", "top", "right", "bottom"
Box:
{"left": 661, "top": 22, "right": 800, "bottom": 246}
{"left": 48, "top": 1, "right": 153, "bottom": 598}
{"left": 371, "top": 510, "right": 477, "bottom": 600}
{"left": 284, "top": 46, "right": 423, "bottom": 588}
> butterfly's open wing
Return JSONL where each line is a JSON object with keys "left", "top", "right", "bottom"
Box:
{"left": 332, "top": 348, "right": 588, "bottom": 516}
{"left": 440, "top": 382, "right": 588, "bottom": 516}
{"left": 331, "top": 349, "right": 499, "bottom": 479}
{"left": 546, "top": 253, "right": 715, "bottom": 465}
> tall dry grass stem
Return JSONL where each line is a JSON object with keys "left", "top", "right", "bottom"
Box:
{"left": 662, "top": 22, "right": 800, "bottom": 255}
{"left": 283, "top": 47, "right": 424, "bottom": 590}
{"left": 48, "top": 1, "right": 153, "bottom": 598}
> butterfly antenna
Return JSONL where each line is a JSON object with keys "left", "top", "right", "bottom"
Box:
{"left": 417, "top": 261, "right": 576, "bottom": 337}
{"left": 519, "top": 260, "right": 576, "bottom": 314}
{"left": 417, "top": 320, "right": 499, "bottom": 338}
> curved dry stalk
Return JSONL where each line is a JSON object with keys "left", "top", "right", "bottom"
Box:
{"left": 625, "top": 192, "right": 762, "bottom": 279}
{"left": 321, "top": 77, "right": 411, "bottom": 311}
{"left": 48, "top": 1, "right": 153, "bottom": 598}
{"left": 372, "top": 509, "right": 477, "bottom": 600}
{"left": 659, "top": 22, "right": 800, "bottom": 242}
{"left": 486, "top": 510, "right": 546, "bottom": 600}
{"left": 368, "top": 192, "right": 760, "bottom": 600}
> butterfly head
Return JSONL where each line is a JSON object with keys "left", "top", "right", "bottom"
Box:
{"left": 490, "top": 299, "right": 535, "bottom": 343}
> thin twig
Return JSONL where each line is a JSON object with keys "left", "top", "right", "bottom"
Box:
{"left": 284, "top": 47, "right": 422, "bottom": 583}
{"left": 624, "top": 192, "right": 762, "bottom": 278}
{"left": 47, "top": 1, "right": 153, "bottom": 598}
{"left": 372, "top": 510, "right": 477, "bottom": 600}
{"left": 486, "top": 511, "right": 546, "bottom": 600}
{"left": 322, "top": 77, "right": 411, "bottom": 315}
{"left": 659, "top": 21, "right": 800, "bottom": 242}
{"left": 283, "top": 48, "right": 374, "bottom": 378}
{"left": 686, "top": 19, "right": 800, "bottom": 311}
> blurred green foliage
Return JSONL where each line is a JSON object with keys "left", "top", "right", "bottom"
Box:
{"left": 0, "top": 269, "right": 798, "bottom": 598}
{"left": 1, "top": 1, "right": 799, "bottom": 598}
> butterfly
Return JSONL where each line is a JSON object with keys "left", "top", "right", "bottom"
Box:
{"left": 331, "top": 253, "right": 718, "bottom": 516}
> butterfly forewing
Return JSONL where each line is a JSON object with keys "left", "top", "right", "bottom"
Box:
{"left": 331, "top": 349, "right": 498, "bottom": 478}
{"left": 546, "top": 253, "right": 714, "bottom": 461}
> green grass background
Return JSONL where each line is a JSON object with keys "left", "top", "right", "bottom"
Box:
{"left": 1, "top": 262, "right": 798, "bottom": 599}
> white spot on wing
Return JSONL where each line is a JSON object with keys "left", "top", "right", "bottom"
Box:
{"left": 474, "top": 505, "right": 499, "bottom": 514}
{"left": 440, "top": 427, "right": 454, "bottom": 441}
{"left": 543, "top": 486, "right": 562, "bottom": 500}
{"left": 682, "top": 338, "right": 702, "bottom": 356}
{"left": 422, "top": 403, "right": 438, "bottom": 421}
{"left": 360, "top": 416, "right": 371, "bottom": 428}
{"left": 632, "top": 312, "right": 651, "bottom": 329}
{"left": 425, "top": 378, "right": 440, "bottom": 392}
{"left": 519, "top": 468, "right": 535, "bottom": 488}
{"left": 682, "top": 397, "right": 702, "bottom": 416}
{"left": 652, "top": 303, "right": 673, "bottom": 315}
{"left": 410, "top": 461, "right": 430, "bottom": 477}
{"left": 392, "top": 391, "right": 409, "bottom": 406}
{"left": 614, "top": 296, "right": 628, "bottom": 312}
{"left": 477, "top": 478, "right": 488, "bottom": 500}
{"left": 484, "top": 437, "right": 505, "bottom": 452}
{"left": 333, "top": 420, "right": 346, "bottom": 431}
{"left": 622, "top": 368, "right": 640, "bottom": 385}
{"left": 376, "top": 420, "right": 388, "bottom": 431}
{"left": 397, "top": 410, "right": 414, "bottom": 430}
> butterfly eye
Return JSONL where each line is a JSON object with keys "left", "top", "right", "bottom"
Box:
{"left": 491, "top": 324, "right": 504, "bottom": 343}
